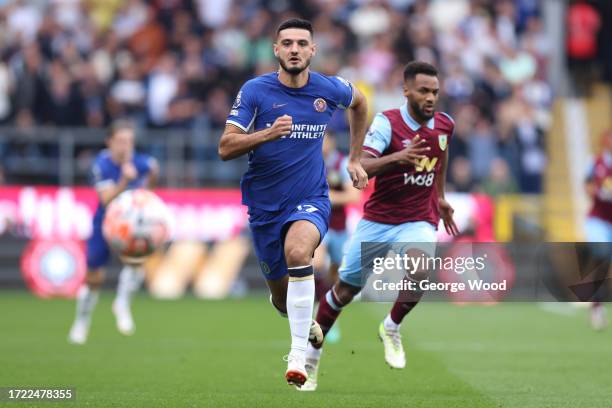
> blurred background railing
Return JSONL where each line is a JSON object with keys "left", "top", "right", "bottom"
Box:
{"left": 0, "top": 126, "right": 248, "bottom": 186}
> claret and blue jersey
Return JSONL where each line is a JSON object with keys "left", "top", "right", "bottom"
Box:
{"left": 226, "top": 71, "right": 354, "bottom": 280}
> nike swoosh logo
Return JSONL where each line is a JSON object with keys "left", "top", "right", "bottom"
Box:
{"left": 272, "top": 103, "right": 288, "bottom": 109}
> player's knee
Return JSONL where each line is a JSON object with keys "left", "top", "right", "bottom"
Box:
{"left": 335, "top": 281, "right": 360, "bottom": 305}
{"left": 284, "top": 245, "right": 312, "bottom": 267}
{"left": 85, "top": 269, "right": 105, "bottom": 289}
{"left": 270, "top": 294, "right": 287, "bottom": 315}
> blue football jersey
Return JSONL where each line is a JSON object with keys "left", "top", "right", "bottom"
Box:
{"left": 226, "top": 71, "right": 354, "bottom": 211}
{"left": 90, "top": 150, "right": 156, "bottom": 227}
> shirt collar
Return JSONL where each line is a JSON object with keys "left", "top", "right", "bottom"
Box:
{"left": 400, "top": 103, "right": 435, "bottom": 131}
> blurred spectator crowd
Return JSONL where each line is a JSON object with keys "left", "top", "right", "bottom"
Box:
{"left": 0, "top": 0, "right": 588, "bottom": 193}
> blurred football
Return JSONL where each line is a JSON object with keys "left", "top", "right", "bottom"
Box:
{"left": 102, "top": 189, "right": 170, "bottom": 263}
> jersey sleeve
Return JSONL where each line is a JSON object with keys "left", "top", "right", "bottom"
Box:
{"left": 226, "top": 79, "right": 259, "bottom": 132}
{"left": 135, "top": 154, "right": 158, "bottom": 176}
{"left": 362, "top": 113, "right": 392, "bottom": 157}
{"left": 90, "top": 160, "right": 114, "bottom": 191}
{"left": 440, "top": 112, "right": 455, "bottom": 139}
{"left": 329, "top": 75, "right": 354, "bottom": 110}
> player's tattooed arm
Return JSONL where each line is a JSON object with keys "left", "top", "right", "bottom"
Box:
{"left": 346, "top": 87, "right": 369, "bottom": 189}
{"left": 218, "top": 116, "right": 292, "bottom": 160}
{"left": 437, "top": 150, "right": 459, "bottom": 236}
{"left": 360, "top": 135, "right": 429, "bottom": 177}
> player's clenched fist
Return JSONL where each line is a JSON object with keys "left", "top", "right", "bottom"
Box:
{"left": 347, "top": 159, "right": 368, "bottom": 190}
{"left": 394, "top": 134, "right": 430, "bottom": 166}
{"left": 121, "top": 162, "right": 138, "bottom": 181}
{"left": 268, "top": 114, "right": 293, "bottom": 139}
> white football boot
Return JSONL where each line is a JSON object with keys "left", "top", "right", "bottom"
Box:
{"left": 112, "top": 301, "right": 135, "bottom": 336}
{"left": 378, "top": 322, "right": 406, "bottom": 369}
{"left": 285, "top": 353, "right": 308, "bottom": 387}
{"left": 298, "top": 356, "right": 320, "bottom": 391}
{"left": 68, "top": 319, "right": 90, "bottom": 345}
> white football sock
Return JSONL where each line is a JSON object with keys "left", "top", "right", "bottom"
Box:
{"left": 75, "top": 285, "right": 99, "bottom": 323}
{"left": 115, "top": 265, "right": 144, "bottom": 310}
{"left": 384, "top": 314, "right": 400, "bottom": 331}
{"left": 287, "top": 265, "right": 315, "bottom": 358}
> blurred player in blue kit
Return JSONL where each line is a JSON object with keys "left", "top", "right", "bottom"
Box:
{"left": 218, "top": 18, "right": 369, "bottom": 387}
{"left": 68, "top": 121, "right": 158, "bottom": 345}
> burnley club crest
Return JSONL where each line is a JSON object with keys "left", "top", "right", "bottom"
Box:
{"left": 438, "top": 134, "right": 448, "bottom": 151}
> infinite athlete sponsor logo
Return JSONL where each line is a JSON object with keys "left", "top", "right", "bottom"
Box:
{"left": 278, "top": 123, "right": 327, "bottom": 139}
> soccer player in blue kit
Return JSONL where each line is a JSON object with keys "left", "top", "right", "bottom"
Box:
{"left": 68, "top": 121, "right": 158, "bottom": 345}
{"left": 218, "top": 18, "right": 369, "bottom": 387}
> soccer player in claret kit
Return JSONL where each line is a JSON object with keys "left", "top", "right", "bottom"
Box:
{"left": 68, "top": 121, "right": 159, "bottom": 345}
{"left": 585, "top": 130, "right": 612, "bottom": 330}
{"left": 300, "top": 61, "right": 460, "bottom": 391}
{"left": 218, "top": 18, "right": 369, "bottom": 387}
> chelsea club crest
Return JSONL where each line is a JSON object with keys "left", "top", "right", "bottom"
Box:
{"left": 313, "top": 98, "right": 327, "bottom": 113}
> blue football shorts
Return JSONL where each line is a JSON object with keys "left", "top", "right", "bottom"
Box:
{"left": 248, "top": 196, "right": 331, "bottom": 280}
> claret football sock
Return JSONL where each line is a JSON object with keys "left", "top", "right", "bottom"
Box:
{"left": 314, "top": 288, "right": 344, "bottom": 348}
{"left": 387, "top": 300, "right": 420, "bottom": 329}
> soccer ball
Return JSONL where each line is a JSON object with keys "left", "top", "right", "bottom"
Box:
{"left": 309, "top": 321, "right": 324, "bottom": 347}
{"left": 102, "top": 189, "right": 170, "bottom": 263}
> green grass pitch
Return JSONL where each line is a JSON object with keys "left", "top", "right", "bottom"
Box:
{"left": 0, "top": 291, "right": 610, "bottom": 407}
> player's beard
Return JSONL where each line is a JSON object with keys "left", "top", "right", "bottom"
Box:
{"left": 278, "top": 55, "right": 311, "bottom": 75}
{"left": 410, "top": 99, "right": 435, "bottom": 122}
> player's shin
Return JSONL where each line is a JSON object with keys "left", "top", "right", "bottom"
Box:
{"left": 385, "top": 275, "right": 425, "bottom": 330}
{"left": 68, "top": 284, "right": 99, "bottom": 344}
{"left": 115, "top": 264, "right": 145, "bottom": 310}
{"left": 113, "top": 264, "right": 144, "bottom": 336}
{"left": 314, "top": 288, "right": 345, "bottom": 348}
{"left": 75, "top": 284, "right": 100, "bottom": 323}
{"left": 287, "top": 265, "right": 315, "bottom": 358}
